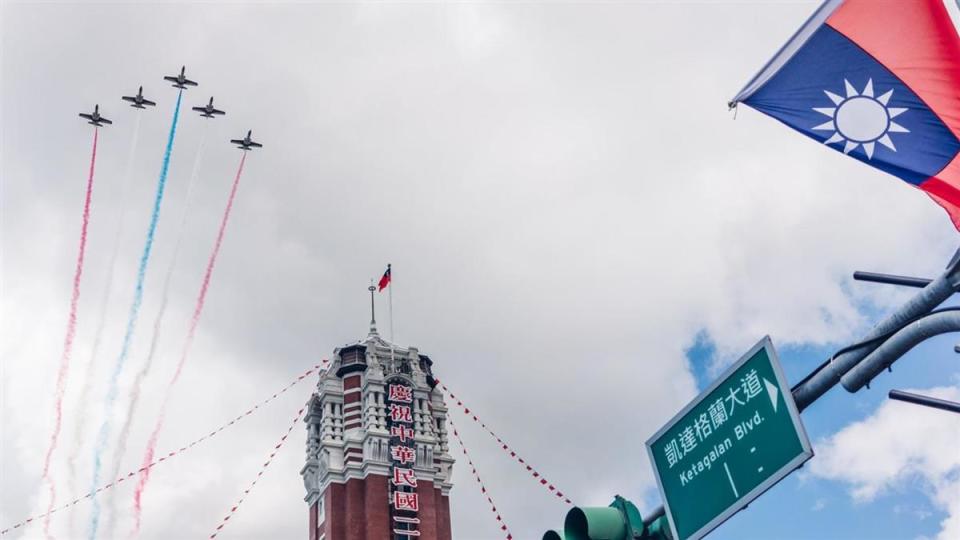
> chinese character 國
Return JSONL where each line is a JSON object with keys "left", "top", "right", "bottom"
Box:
{"left": 393, "top": 491, "right": 420, "bottom": 512}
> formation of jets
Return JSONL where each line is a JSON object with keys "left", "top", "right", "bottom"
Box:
{"left": 79, "top": 66, "right": 260, "bottom": 151}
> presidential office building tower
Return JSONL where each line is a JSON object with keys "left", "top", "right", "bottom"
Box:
{"left": 301, "top": 313, "right": 455, "bottom": 539}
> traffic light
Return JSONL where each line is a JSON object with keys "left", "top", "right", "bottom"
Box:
{"left": 540, "top": 495, "right": 672, "bottom": 540}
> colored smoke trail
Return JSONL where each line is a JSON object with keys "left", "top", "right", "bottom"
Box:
{"left": 40, "top": 127, "right": 100, "bottom": 539}
{"left": 105, "top": 124, "right": 208, "bottom": 536}
{"left": 87, "top": 91, "right": 183, "bottom": 540}
{"left": 131, "top": 152, "right": 248, "bottom": 535}
{"left": 67, "top": 112, "right": 143, "bottom": 502}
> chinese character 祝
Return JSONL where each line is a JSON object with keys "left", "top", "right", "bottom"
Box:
{"left": 390, "top": 404, "right": 414, "bottom": 423}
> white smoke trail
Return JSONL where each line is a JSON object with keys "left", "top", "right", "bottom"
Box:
{"left": 104, "top": 121, "right": 209, "bottom": 536}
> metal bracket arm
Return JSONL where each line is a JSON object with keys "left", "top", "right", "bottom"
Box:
{"left": 841, "top": 310, "right": 960, "bottom": 392}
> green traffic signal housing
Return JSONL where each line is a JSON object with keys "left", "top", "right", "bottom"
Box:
{"left": 541, "top": 496, "right": 673, "bottom": 540}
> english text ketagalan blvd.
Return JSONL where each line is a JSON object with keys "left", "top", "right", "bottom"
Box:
{"left": 678, "top": 410, "right": 764, "bottom": 487}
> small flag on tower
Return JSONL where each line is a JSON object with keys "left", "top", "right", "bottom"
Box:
{"left": 378, "top": 264, "right": 392, "bottom": 292}
{"left": 730, "top": 0, "right": 960, "bottom": 229}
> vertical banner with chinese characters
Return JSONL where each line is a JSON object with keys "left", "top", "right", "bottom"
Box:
{"left": 387, "top": 379, "right": 420, "bottom": 537}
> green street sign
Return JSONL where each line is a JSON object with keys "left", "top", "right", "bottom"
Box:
{"left": 646, "top": 336, "right": 812, "bottom": 540}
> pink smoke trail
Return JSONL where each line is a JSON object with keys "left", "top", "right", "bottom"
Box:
{"left": 131, "top": 152, "right": 247, "bottom": 535}
{"left": 66, "top": 113, "right": 142, "bottom": 536}
{"left": 41, "top": 127, "right": 99, "bottom": 538}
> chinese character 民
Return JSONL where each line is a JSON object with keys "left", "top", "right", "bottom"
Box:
{"left": 391, "top": 445, "right": 416, "bottom": 465}
{"left": 664, "top": 438, "right": 681, "bottom": 468}
{"left": 393, "top": 491, "right": 420, "bottom": 511}
{"left": 389, "top": 384, "right": 414, "bottom": 403}
{"left": 679, "top": 425, "right": 697, "bottom": 454}
{"left": 694, "top": 413, "right": 712, "bottom": 441}
{"left": 391, "top": 425, "right": 416, "bottom": 442}
{"left": 390, "top": 404, "right": 414, "bottom": 423}
{"left": 708, "top": 398, "right": 728, "bottom": 429}
{"left": 393, "top": 467, "right": 418, "bottom": 487}
{"left": 741, "top": 369, "right": 763, "bottom": 401}
{"left": 725, "top": 386, "right": 744, "bottom": 416}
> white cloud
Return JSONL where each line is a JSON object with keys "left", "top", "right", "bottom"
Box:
{"left": 809, "top": 386, "right": 960, "bottom": 540}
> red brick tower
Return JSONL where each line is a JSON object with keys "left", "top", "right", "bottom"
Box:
{"left": 301, "top": 287, "right": 455, "bottom": 539}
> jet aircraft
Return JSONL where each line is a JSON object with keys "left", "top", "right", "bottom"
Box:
{"left": 122, "top": 86, "right": 156, "bottom": 109}
{"left": 230, "top": 130, "right": 262, "bottom": 150}
{"left": 164, "top": 66, "right": 198, "bottom": 90}
{"left": 192, "top": 97, "right": 225, "bottom": 118}
{"left": 79, "top": 105, "right": 112, "bottom": 127}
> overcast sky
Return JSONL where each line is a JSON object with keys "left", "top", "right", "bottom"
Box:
{"left": 2, "top": 1, "right": 959, "bottom": 539}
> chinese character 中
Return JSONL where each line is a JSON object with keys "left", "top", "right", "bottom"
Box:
{"left": 391, "top": 425, "right": 415, "bottom": 442}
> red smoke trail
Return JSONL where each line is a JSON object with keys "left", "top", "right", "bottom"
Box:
{"left": 41, "top": 128, "right": 99, "bottom": 538}
{"left": 131, "top": 152, "right": 247, "bottom": 534}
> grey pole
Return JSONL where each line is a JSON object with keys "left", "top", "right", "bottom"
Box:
{"left": 792, "top": 248, "right": 960, "bottom": 411}
{"left": 852, "top": 271, "right": 932, "bottom": 288}
{"left": 888, "top": 389, "right": 960, "bottom": 414}
{"left": 368, "top": 283, "right": 378, "bottom": 335}
{"left": 840, "top": 310, "right": 960, "bottom": 391}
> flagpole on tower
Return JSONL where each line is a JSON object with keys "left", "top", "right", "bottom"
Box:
{"left": 368, "top": 281, "right": 378, "bottom": 336}
{"left": 387, "top": 263, "right": 394, "bottom": 344}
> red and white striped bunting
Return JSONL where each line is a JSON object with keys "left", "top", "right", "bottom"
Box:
{"left": 436, "top": 380, "right": 574, "bottom": 506}
{"left": 208, "top": 402, "right": 305, "bottom": 539}
{"left": 446, "top": 412, "right": 513, "bottom": 540}
{"left": 0, "top": 361, "right": 327, "bottom": 536}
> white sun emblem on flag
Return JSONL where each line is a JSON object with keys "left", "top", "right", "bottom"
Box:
{"left": 812, "top": 78, "right": 909, "bottom": 159}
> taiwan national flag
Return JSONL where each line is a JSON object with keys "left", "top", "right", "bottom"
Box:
{"left": 730, "top": 0, "right": 960, "bottom": 229}
{"left": 378, "top": 264, "right": 392, "bottom": 292}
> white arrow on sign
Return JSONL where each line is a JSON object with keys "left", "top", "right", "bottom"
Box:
{"left": 764, "top": 378, "right": 779, "bottom": 413}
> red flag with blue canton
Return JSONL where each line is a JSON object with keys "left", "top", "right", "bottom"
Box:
{"left": 378, "top": 264, "right": 391, "bottom": 291}
{"left": 730, "top": 0, "right": 960, "bottom": 229}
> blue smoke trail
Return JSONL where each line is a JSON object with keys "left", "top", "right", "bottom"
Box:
{"left": 87, "top": 90, "right": 182, "bottom": 540}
